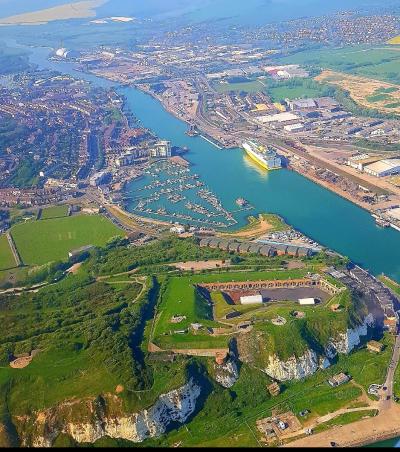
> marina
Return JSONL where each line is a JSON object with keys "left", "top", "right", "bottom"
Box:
{"left": 124, "top": 159, "right": 252, "bottom": 228}
{"left": 18, "top": 43, "right": 400, "bottom": 282}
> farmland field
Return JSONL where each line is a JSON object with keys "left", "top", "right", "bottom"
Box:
{"left": 0, "top": 234, "right": 16, "bottom": 270}
{"left": 212, "top": 77, "right": 330, "bottom": 101}
{"left": 267, "top": 83, "right": 325, "bottom": 102}
{"left": 39, "top": 205, "right": 69, "bottom": 220}
{"left": 315, "top": 70, "right": 400, "bottom": 115}
{"left": 10, "top": 214, "right": 123, "bottom": 265}
{"left": 277, "top": 45, "right": 400, "bottom": 84}
{"left": 388, "top": 35, "right": 400, "bottom": 45}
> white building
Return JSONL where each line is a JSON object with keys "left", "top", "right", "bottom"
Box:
{"left": 89, "top": 171, "right": 111, "bottom": 187}
{"left": 151, "top": 140, "right": 172, "bottom": 158}
{"left": 298, "top": 298, "right": 316, "bottom": 305}
{"left": 256, "top": 112, "right": 299, "bottom": 125}
{"left": 284, "top": 123, "right": 304, "bottom": 133}
{"left": 240, "top": 294, "right": 263, "bottom": 305}
{"left": 170, "top": 225, "right": 185, "bottom": 234}
{"left": 347, "top": 154, "right": 384, "bottom": 172}
{"left": 364, "top": 159, "right": 400, "bottom": 177}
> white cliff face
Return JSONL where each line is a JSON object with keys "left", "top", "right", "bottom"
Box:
{"left": 264, "top": 349, "right": 320, "bottom": 381}
{"left": 261, "top": 314, "right": 374, "bottom": 382}
{"left": 214, "top": 359, "right": 239, "bottom": 388}
{"left": 328, "top": 313, "right": 374, "bottom": 355}
{"left": 27, "top": 378, "right": 201, "bottom": 447}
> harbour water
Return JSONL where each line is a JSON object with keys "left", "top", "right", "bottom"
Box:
{"left": 120, "top": 86, "right": 400, "bottom": 283}
{"left": 17, "top": 43, "right": 400, "bottom": 283}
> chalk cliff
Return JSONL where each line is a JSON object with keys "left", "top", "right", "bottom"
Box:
{"left": 16, "top": 378, "right": 201, "bottom": 447}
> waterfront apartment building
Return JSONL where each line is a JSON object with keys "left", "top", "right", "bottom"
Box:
{"left": 115, "top": 148, "right": 149, "bottom": 166}
{"left": 151, "top": 140, "right": 172, "bottom": 158}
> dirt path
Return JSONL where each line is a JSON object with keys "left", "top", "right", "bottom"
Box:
{"left": 96, "top": 268, "right": 138, "bottom": 281}
{"left": 220, "top": 214, "right": 274, "bottom": 239}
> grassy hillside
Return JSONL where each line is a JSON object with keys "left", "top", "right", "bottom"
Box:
{"left": 0, "top": 235, "right": 379, "bottom": 447}
{"left": 0, "top": 235, "right": 16, "bottom": 271}
{"left": 238, "top": 290, "right": 368, "bottom": 362}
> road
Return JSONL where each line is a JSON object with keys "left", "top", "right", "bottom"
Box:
{"left": 380, "top": 334, "right": 400, "bottom": 411}
{"left": 6, "top": 232, "right": 21, "bottom": 267}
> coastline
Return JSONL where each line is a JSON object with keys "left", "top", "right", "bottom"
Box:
{"left": 283, "top": 404, "right": 400, "bottom": 448}
{"left": 129, "top": 83, "right": 397, "bottom": 229}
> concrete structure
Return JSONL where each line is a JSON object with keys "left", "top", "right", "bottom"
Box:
{"left": 367, "top": 340, "right": 385, "bottom": 353}
{"left": 314, "top": 97, "right": 339, "bottom": 110}
{"left": 170, "top": 225, "right": 185, "bottom": 234}
{"left": 68, "top": 245, "right": 94, "bottom": 258}
{"left": 347, "top": 154, "right": 384, "bottom": 172}
{"left": 288, "top": 98, "right": 316, "bottom": 111}
{"left": 116, "top": 148, "right": 149, "bottom": 166}
{"left": 284, "top": 123, "right": 304, "bottom": 133}
{"left": 387, "top": 207, "right": 400, "bottom": 222}
{"left": 240, "top": 294, "right": 263, "bottom": 305}
{"left": 328, "top": 372, "right": 350, "bottom": 387}
{"left": 151, "top": 140, "right": 172, "bottom": 158}
{"left": 364, "top": 159, "right": 400, "bottom": 177}
{"left": 298, "top": 297, "right": 317, "bottom": 305}
{"left": 89, "top": 171, "right": 111, "bottom": 187}
{"left": 199, "top": 236, "right": 315, "bottom": 258}
{"left": 198, "top": 277, "right": 342, "bottom": 295}
{"left": 267, "top": 382, "right": 281, "bottom": 396}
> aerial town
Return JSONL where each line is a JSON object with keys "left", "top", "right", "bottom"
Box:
{"left": 2, "top": 0, "right": 400, "bottom": 449}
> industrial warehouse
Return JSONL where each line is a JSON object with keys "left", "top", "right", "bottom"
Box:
{"left": 348, "top": 154, "right": 400, "bottom": 178}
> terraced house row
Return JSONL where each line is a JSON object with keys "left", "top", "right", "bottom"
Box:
{"left": 199, "top": 237, "right": 315, "bottom": 258}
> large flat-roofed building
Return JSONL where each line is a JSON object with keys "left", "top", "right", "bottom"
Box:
{"left": 240, "top": 294, "right": 263, "bottom": 305}
{"left": 364, "top": 159, "right": 400, "bottom": 177}
{"left": 116, "top": 149, "right": 149, "bottom": 166}
{"left": 288, "top": 98, "right": 316, "bottom": 111}
{"left": 314, "top": 97, "right": 339, "bottom": 110}
{"left": 284, "top": 123, "right": 304, "bottom": 133}
{"left": 256, "top": 112, "right": 299, "bottom": 125}
{"left": 387, "top": 207, "right": 400, "bottom": 222}
{"left": 298, "top": 298, "right": 317, "bottom": 305}
{"left": 347, "top": 154, "right": 384, "bottom": 172}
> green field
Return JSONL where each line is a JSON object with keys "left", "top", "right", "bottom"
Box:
{"left": 0, "top": 235, "right": 16, "bottom": 270}
{"left": 277, "top": 45, "right": 400, "bottom": 84}
{"left": 10, "top": 214, "right": 123, "bottom": 265}
{"left": 39, "top": 205, "right": 69, "bottom": 220}
{"left": 153, "top": 269, "right": 314, "bottom": 349}
{"left": 267, "top": 83, "right": 325, "bottom": 101}
{"left": 212, "top": 79, "right": 266, "bottom": 93}
{"left": 0, "top": 234, "right": 388, "bottom": 447}
{"left": 366, "top": 93, "right": 391, "bottom": 103}
{"left": 212, "top": 76, "right": 331, "bottom": 101}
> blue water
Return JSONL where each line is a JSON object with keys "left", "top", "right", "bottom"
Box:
{"left": 5, "top": 38, "right": 400, "bottom": 283}
{"left": 98, "top": 0, "right": 395, "bottom": 25}
{"left": 120, "top": 87, "right": 400, "bottom": 282}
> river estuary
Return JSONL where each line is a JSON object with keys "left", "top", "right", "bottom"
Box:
{"left": 16, "top": 42, "right": 400, "bottom": 284}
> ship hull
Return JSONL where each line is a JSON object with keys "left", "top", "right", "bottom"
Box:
{"left": 243, "top": 145, "right": 280, "bottom": 170}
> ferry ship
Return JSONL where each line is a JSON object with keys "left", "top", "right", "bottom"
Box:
{"left": 242, "top": 141, "right": 282, "bottom": 170}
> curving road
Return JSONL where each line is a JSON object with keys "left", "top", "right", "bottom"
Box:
{"left": 380, "top": 333, "right": 400, "bottom": 411}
